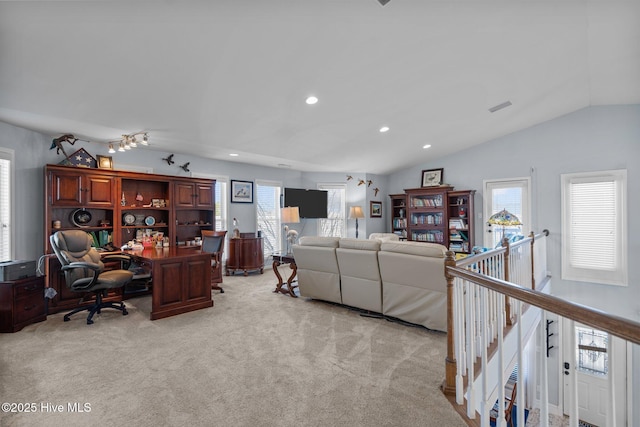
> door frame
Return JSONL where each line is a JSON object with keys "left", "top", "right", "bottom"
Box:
{"left": 482, "top": 177, "right": 531, "bottom": 248}
{"left": 560, "top": 318, "right": 631, "bottom": 425}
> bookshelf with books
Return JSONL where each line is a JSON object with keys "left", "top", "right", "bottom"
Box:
{"left": 405, "top": 186, "right": 452, "bottom": 245}
{"left": 447, "top": 190, "right": 475, "bottom": 254}
{"left": 389, "top": 194, "right": 408, "bottom": 239}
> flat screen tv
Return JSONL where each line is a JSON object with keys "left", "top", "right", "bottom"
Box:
{"left": 284, "top": 188, "right": 328, "bottom": 218}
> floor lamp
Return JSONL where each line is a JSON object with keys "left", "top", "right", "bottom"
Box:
{"left": 488, "top": 208, "right": 522, "bottom": 245}
{"left": 349, "top": 206, "right": 365, "bottom": 239}
{"left": 281, "top": 206, "right": 300, "bottom": 254}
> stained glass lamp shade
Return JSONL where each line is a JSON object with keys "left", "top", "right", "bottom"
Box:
{"left": 488, "top": 209, "right": 522, "bottom": 241}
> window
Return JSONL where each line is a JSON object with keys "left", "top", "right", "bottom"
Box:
{"left": 214, "top": 179, "right": 228, "bottom": 231}
{"left": 484, "top": 178, "right": 530, "bottom": 248}
{"left": 317, "top": 183, "right": 346, "bottom": 237}
{"left": 0, "top": 148, "right": 13, "bottom": 262}
{"left": 256, "top": 180, "right": 282, "bottom": 258}
{"left": 561, "top": 170, "right": 627, "bottom": 286}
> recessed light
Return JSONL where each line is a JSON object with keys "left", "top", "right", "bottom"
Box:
{"left": 423, "top": 144, "right": 431, "bottom": 149}
{"left": 379, "top": 126, "right": 390, "bottom": 133}
{"left": 229, "top": 153, "right": 239, "bottom": 157}
{"left": 305, "top": 96, "right": 318, "bottom": 105}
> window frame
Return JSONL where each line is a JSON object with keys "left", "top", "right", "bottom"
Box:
{"left": 561, "top": 169, "right": 627, "bottom": 286}
{"left": 0, "top": 148, "right": 14, "bottom": 262}
{"left": 255, "top": 179, "right": 283, "bottom": 259}
{"left": 317, "top": 183, "right": 346, "bottom": 238}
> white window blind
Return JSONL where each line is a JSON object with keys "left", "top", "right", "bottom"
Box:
{"left": 0, "top": 150, "right": 12, "bottom": 262}
{"left": 318, "top": 183, "right": 345, "bottom": 237}
{"left": 256, "top": 180, "right": 282, "bottom": 258}
{"left": 561, "top": 170, "right": 627, "bottom": 286}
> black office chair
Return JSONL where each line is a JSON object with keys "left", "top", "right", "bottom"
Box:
{"left": 50, "top": 230, "right": 134, "bottom": 324}
{"left": 201, "top": 234, "right": 225, "bottom": 293}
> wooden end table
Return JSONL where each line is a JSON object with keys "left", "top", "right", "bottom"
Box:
{"left": 272, "top": 252, "right": 297, "bottom": 297}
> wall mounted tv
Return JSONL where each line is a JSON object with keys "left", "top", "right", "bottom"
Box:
{"left": 284, "top": 188, "right": 328, "bottom": 219}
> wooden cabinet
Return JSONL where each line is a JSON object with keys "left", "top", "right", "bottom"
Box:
{"left": 49, "top": 168, "right": 115, "bottom": 207}
{"left": 174, "top": 180, "right": 214, "bottom": 208}
{"left": 447, "top": 190, "right": 476, "bottom": 254}
{"left": 226, "top": 237, "right": 264, "bottom": 276}
{"left": 405, "top": 186, "right": 453, "bottom": 245}
{"left": 389, "top": 194, "right": 408, "bottom": 239}
{"left": 174, "top": 180, "right": 214, "bottom": 245}
{"left": 44, "top": 164, "right": 216, "bottom": 252}
{"left": 0, "top": 276, "right": 46, "bottom": 332}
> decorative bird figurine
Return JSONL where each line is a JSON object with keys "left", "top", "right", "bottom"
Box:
{"left": 49, "top": 134, "right": 78, "bottom": 158}
{"left": 373, "top": 187, "right": 380, "bottom": 196}
{"left": 357, "top": 179, "right": 365, "bottom": 186}
{"left": 180, "top": 162, "right": 190, "bottom": 172}
{"left": 367, "top": 180, "right": 373, "bottom": 187}
{"left": 162, "top": 154, "right": 175, "bottom": 165}
{"left": 346, "top": 175, "right": 353, "bottom": 181}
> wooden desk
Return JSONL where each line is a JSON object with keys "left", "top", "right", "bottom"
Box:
{"left": 128, "top": 247, "right": 213, "bottom": 320}
{"left": 272, "top": 252, "right": 297, "bottom": 298}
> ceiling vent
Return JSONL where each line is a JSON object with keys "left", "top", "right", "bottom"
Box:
{"left": 488, "top": 101, "right": 513, "bottom": 113}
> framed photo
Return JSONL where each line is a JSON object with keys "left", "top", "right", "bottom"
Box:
{"left": 231, "top": 180, "right": 253, "bottom": 203}
{"left": 421, "top": 168, "right": 443, "bottom": 187}
{"left": 97, "top": 154, "right": 113, "bottom": 170}
{"left": 152, "top": 198, "right": 161, "bottom": 207}
{"left": 370, "top": 201, "right": 382, "bottom": 218}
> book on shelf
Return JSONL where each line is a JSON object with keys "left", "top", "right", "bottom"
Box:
{"left": 449, "top": 218, "right": 467, "bottom": 229}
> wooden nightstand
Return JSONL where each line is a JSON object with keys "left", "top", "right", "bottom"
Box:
{"left": 0, "top": 276, "right": 46, "bottom": 333}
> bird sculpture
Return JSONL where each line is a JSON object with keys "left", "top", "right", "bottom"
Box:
{"left": 49, "top": 134, "right": 78, "bottom": 158}
{"left": 367, "top": 180, "right": 373, "bottom": 187}
{"left": 357, "top": 179, "right": 365, "bottom": 186}
{"left": 373, "top": 187, "right": 380, "bottom": 196}
{"left": 180, "top": 162, "right": 190, "bottom": 172}
{"left": 162, "top": 154, "right": 175, "bottom": 165}
{"left": 346, "top": 175, "right": 353, "bottom": 181}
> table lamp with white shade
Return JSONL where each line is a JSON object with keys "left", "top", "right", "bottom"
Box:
{"left": 281, "top": 206, "right": 300, "bottom": 254}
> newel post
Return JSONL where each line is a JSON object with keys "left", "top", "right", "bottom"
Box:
{"left": 529, "top": 231, "right": 536, "bottom": 290}
{"left": 442, "top": 250, "right": 458, "bottom": 396}
{"left": 502, "top": 237, "right": 515, "bottom": 325}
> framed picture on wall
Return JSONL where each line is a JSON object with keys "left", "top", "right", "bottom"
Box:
{"left": 97, "top": 155, "right": 113, "bottom": 170}
{"left": 421, "top": 168, "right": 443, "bottom": 187}
{"left": 370, "top": 201, "right": 382, "bottom": 218}
{"left": 230, "top": 180, "right": 253, "bottom": 203}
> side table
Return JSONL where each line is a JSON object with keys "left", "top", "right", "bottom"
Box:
{"left": 272, "top": 252, "right": 297, "bottom": 297}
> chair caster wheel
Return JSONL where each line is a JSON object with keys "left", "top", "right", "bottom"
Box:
{"left": 63, "top": 317, "right": 70, "bottom": 322}
{"left": 86, "top": 319, "right": 94, "bottom": 325}
{"left": 123, "top": 309, "right": 128, "bottom": 316}
{"left": 220, "top": 289, "right": 225, "bottom": 293}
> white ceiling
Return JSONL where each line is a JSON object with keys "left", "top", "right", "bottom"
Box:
{"left": 1, "top": 1, "right": 639, "bottom": 174}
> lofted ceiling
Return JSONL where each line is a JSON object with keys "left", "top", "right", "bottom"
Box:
{"left": 0, "top": 0, "right": 639, "bottom": 175}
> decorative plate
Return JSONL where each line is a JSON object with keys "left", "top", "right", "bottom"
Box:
{"left": 123, "top": 212, "right": 136, "bottom": 226}
{"left": 71, "top": 209, "right": 92, "bottom": 227}
{"left": 144, "top": 215, "right": 156, "bottom": 226}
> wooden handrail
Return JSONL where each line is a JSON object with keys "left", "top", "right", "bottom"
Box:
{"left": 445, "top": 266, "right": 640, "bottom": 345}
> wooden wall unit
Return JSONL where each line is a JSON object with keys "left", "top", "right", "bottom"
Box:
{"left": 397, "top": 186, "right": 476, "bottom": 254}
{"left": 405, "top": 186, "right": 452, "bottom": 246}
{"left": 389, "top": 193, "right": 408, "bottom": 239}
{"left": 447, "top": 190, "right": 476, "bottom": 254}
{"left": 43, "top": 164, "right": 217, "bottom": 310}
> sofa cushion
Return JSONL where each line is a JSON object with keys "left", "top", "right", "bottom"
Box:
{"left": 380, "top": 241, "right": 447, "bottom": 258}
{"left": 368, "top": 233, "right": 400, "bottom": 242}
{"left": 298, "top": 236, "right": 340, "bottom": 248}
{"left": 339, "top": 238, "right": 380, "bottom": 251}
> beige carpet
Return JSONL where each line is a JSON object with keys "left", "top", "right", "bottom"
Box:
{"left": 0, "top": 271, "right": 466, "bottom": 427}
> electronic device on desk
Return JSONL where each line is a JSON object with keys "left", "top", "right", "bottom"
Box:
{"left": 0, "top": 260, "right": 37, "bottom": 281}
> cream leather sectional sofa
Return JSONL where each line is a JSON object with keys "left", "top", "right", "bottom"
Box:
{"left": 292, "top": 235, "right": 448, "bottom": 332}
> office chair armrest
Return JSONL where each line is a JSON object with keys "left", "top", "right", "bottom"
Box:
{"left": 62, "top": 261, "right": 101, "bottom": 272}
{"left": 101, "top": 253, "right": 133, "bottom": 269}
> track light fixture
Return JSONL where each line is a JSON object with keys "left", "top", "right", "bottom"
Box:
{"left": 108, "top": 132, "right": 150, "bottom": 154}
